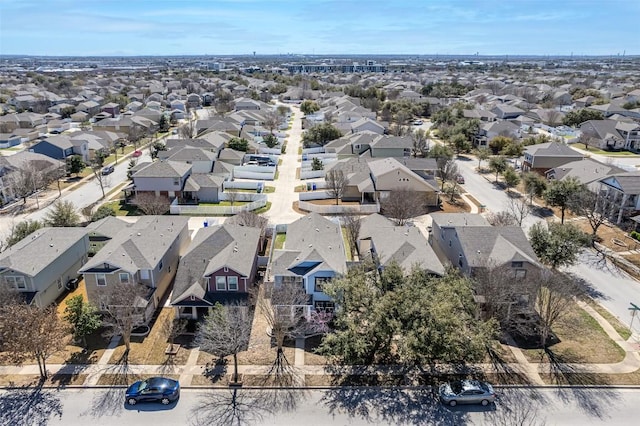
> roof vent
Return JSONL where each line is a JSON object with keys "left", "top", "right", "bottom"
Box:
{"left": 309, "top": 244, "right": 313, "bottom": 248}
{"left": 137, "top": 232, "right": 141, "bottom": 236}
{"left": 49, "top": 243, "right": 54, "bottom": 247}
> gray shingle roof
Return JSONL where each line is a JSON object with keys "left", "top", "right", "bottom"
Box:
{"left": 0, "top": 227, "right": 88, "bottom": 277}
{"left": 524, "top": 142, "right": 584, "bottom": 158}
{"left": 80, "top": 216, "right": 189, "bottom": 274}
{"left": 171, "top": 224, "right": 261, "bottom": 304}
{"left": 431, "top": 213, "right": 490, "bottom": 228}
{"left": 132, "top": 160, "right": 192, "bottom": 178}
{"left": 455, "top": 226, "right": 539, "bottom": 268}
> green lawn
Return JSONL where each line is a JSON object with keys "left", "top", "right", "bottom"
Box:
{"left": 100, "top": 200, "right": 142, "bottom": 216}
{"left": 341, "top": 227, "right": 353, "bottom": 261}
{"left": 582, "top": 146, "right": 640, "bottom": 157}
{"left": 264, "top": 186, "right": 275, "bottom": 193}
{"left": 253, "top": 201, "right": 272, "bottom": 214}
{"left": 274, "top": 233, "right": 286, "bottom": 250}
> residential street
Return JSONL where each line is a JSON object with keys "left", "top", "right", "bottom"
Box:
{"left": 3, "top": 386, "right": 639, "bottom": 426}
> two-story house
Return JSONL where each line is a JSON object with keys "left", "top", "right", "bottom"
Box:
{"left": 0, "top": 227, "right": 89, "bottom": 308}
{"left": 130, "top": 160, "right": 192, "bottom": 200}
{"left": 171, "top": 224, "right": 262, "bottom": 319}
{"left": 270, "top": 213, "right": 348, "bottom": 312}
{"left": 79, "top": 216, "right": 190, "bottom": 324}
{"left": 522, "top": 142, "right": 584, "bottom": 173}
{"left": 30, "top": 135, "right": 89, "bottom": 163}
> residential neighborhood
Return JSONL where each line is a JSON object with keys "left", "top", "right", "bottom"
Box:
{"left": 1, "top": 42, "right": 640, "bottom": 426}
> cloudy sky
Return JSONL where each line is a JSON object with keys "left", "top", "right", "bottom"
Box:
{"left": 0, "top": 0, "right": 638, "bottom": 56}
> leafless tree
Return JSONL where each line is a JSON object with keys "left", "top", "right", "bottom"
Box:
{"left": 442, "top": 181, "right": 460, "bottom": 203}
{"left": 380, "top": 189, "right": 424, "bottom": 226}
{"left": 534, "top": 270, "right": 583, "bottom": 348}
{"left": 0, "top": 299, "right": 69, "bottom": 380}
{"left": 127, "top": 124, "right": 145, "bottom": 149}
{"left": 263, "top": 109, "right": 281, "bottom": 135}
{"left": 544, "top": 109, "right": 563, "bottom": 127}
{"left": 342, "top": 215, "right": 361, "bottom": 259}
{"left": 196, "top": 303, "right": 252, "bottom": 383}
{"left": 506, "top": 196, "right": 531, "bottom": 227}
{"left": 438, "top": 157, "right": 458, "bottom": 191}
{"left": 163, "top": 316, "right": 187, "bottom": 354}
{"left": 134, "top": 193, "right": 171, "bottom": 215}
{"left": 179, "top": 115, "right": 197, "bottom": 139}
{"left": 90, "top": 164, "right": 110, "bottom": 199}
{"left": 486, "top": 80, "right": 503, "bottom": 95}
{"left": 226, "top": 189, "right": 238, "bottom": 206}
{"left": 486, "top": 211, "right": 518, "bottom": 226}
{"left": 258, "top": 282, "right": 309, "bottom": 373}
{"left": 325, "top": 169, "right": 346, "bottom": 205}
{"left": 100, "top": 282, "right": 150, "bottom": 361}
{"left": 6, "top": 161, "right": 47, "bottom": 205}
{"left": 577, "top": 132, "right": 594, "bottom": 150}
{"left": 227, "top": 211, "right": 270, "bottom": 251}
{"left": 568, "top": 187, "right": 612, "bottom": 242}
{"left": 411, "top": 128, "right": 429, "bottom": 157}
{"left": 473, "top": 263, "right": 537, "bottom": 335}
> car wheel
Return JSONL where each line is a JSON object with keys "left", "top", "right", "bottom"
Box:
{"left": 449, "top": 400, "right": 457, "bottom": 407}
{"left": 481, "top": 399, "right": 489, "bottom": 406}
{"left": 127, "top": 398, "right": 137, "bottom": 405}
{"left": 161, "top": 397, "right": 171, "bottom": 405}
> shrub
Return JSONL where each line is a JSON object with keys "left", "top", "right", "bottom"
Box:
{"left": 630, "top": 231, "right": 640, "bottom": 242}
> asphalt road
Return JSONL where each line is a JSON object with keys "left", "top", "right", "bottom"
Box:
{"left": 2, "top": 386, "right": 639, "bottom": 426}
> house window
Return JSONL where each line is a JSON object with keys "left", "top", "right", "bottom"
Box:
{"left": 315, "top": 277, "right": 331, "bottom": 293}
{"left": 97, "top": 274, "right": 107, "bottom": 286}
{"left": 119, "top": 273, "right": 130, "bottom": 284}
{"left": 57, "top": 278, "right": 63, "bottom": 291}
{"left": 515, "top": 269, "right": 527, "bottom": 279}
{"left": 315, "top": 301, "right": 335, "bottom": 312}
{"left": 5, "top": 276, "right": 27, "bottom": 290}
{"left": 100, "top": 300, "right": 108, "bottom": 310}
{"left": 227, "top": 276, "right": 238, "bottom": 291}
{"left": 216, "top": 276, "right": 226, "bottom": 291}
{"left": 511, "top": 261, "right": 523, "bottom": 268}
{"left": 158, "top": 260, "right": 163, "bottom": 271}
{"left": 173, "top": 178, "right": 180, "bottom": 186}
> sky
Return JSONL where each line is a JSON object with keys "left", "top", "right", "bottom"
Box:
{"left": 0, "top": 0, "right": 638, "bottom": 57}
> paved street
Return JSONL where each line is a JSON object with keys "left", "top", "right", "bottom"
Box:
{"left": 2, "top": 386, "right": 639, "bottom": 426}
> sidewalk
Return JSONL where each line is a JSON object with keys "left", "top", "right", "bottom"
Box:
{"left": 1, "top": 298, "right": 639, "bottom": 388}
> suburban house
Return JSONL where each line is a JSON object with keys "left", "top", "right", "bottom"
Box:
{"left": 368, "top": 135, "right": 412, "bottom": 157}
{"left": 270, "top": 213, "right": 348, "bottom": 312}
{"left": 157, "top": 146, "right": 217, "bottom": 174}
{"left": 522, "top": 142, "right": 584, "bottom": 173}
{"left": 0, "top": 227, "right": 89, "bottom": 308}
{"left": 491, "top": 104, "right": 525, "bottom": 119}
{"left": 580, "top": 119, "right": 640, "bottom": 152}
{"left": 171, "top": 224, "right": 262, "bottom": 319}
{"left": 358, "top": 213, "right": 445, "bottom": 276}
{"left": 473, "top": 121, "right": 521, "bottom": 147}
{"left": 546, "top": 158, "right": 624, "bottom": 190}
{"left": 0, "top": 151, "right": 64, "bottom": 204}
{"left": 79, "top": 216, "right": 190, "bottom": 324}
{"left": 430, "top": 213, "right": 540, "bottom": 277}
{"left": 101, "top": 102, "right": 120, "bottom": 118}
{"left": 129, "top": 160, "right": 192, "bottom": 200}
{"left": 596, "top": 172, "right": 640, "bottom": 224}
{"left": 30, "top": 135, "right": 89, "bottom": 162}
{"left": 350, "top": 117, "right": 386, "bottom": 134}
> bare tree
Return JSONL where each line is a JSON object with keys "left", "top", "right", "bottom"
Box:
{"left": 380, "top": 189, "right": 424, "bottom": 226}
{"left": 544, "top": 109, "right": 563, "bottom": 127}
{"left": 534, "top": 270, "right": 583, "bottom": 347}
{"left": 486, "top": 211, "right": 517, "bottom": 226}
{"left": 438, "top": 157, "right": 459, "bottom": 191}
{"left": 411, "top": 128, "right": 429, "bottom": 157}
{"left": 134, "top": 193, "right": 171, "bottom": 215}
{"left": 127, "top": 124, "right": 145, "bottom": 149}
{"left": 226, "top": 189, "right": 238, "bottom": 206}
{"left": 577, "top": 132, "right": 593, "bottom": 150}
{"left": 342, "top": 215, "right": 361, "bottom": 259}
{"left": 163, "top": 316, "right": 187, "bottom": 354}
{"left": 179, "top": 115, "right": 197, "bottom": 139}
{"left": 486, "top": 81, "right": 504, "bottom": 95}
{"left": 226, "top": 211, "right": 270, "bottom": 251}
{"left": 0, "top": 300, "right": 69, "bottom": 380}
{"left": 506, "top": 196, "right": 531, "bottom": 227}
{"left": 197, "top": 302, "right": 252, "bottom": 384}
{"left": 263, "top": 109, "right": 281, "bottom": 135}
{"left": 569, "top": 187, "right": 612, "bottom": 242}
{"left": 325, "top": 169, "right": 346, "bottom": 205}
{"left": 100, "top": 282, "right": 150, "bottom": 361}
{"left": 258, "top": 282, "right": 310, "bottom": 369}
{"left": 6, "top": 161, "right": 47, "bottom": 205}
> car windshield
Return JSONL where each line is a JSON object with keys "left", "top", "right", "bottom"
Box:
{"left": 137, "top": 380, "right": 149, "bottom": 392}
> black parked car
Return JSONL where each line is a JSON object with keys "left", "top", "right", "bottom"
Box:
{"left": 125, "top": 377, "right": 180, "bottom": 405}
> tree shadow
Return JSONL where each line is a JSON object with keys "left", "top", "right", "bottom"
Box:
{"left": 0, "top": 383, "right": 63, "bottom": 426}
{"left": 190, "top": 389, "right": 275, "bottom": 426}
{"left": 259, "top": 349, "right": 306, "bottom": 413}
{"left": 202, "top": 357, "right": 228, "bottom": 385}
{"left": 320, "top": 385, "right": 467, "bottom": 426}
{"left": 567, "top": 274, "right": 610, "bottom": 301}
{"left": 577, "top": 249, "right": 624, "bottom": 278}
{"left": 543, "top": 348, "right": 620, "bottom": 420}
{"left": 80, "top": 353, "right": 137, "bottom": 419}
{"left": 530, "top": 206, "right": 554, "bottom": 218}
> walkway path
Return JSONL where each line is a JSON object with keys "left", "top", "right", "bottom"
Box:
{"left": 263, "top": 104, "right": 304, "bottom": 225}
{"left": 2, "top": 298, "right": 639, "bottom": 388}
